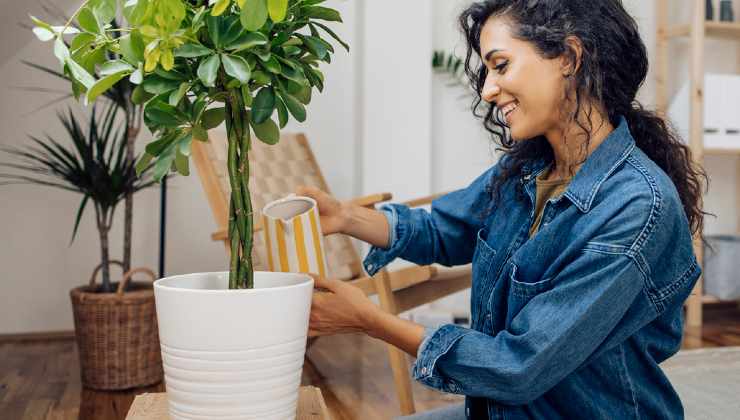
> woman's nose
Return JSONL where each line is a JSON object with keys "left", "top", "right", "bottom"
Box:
{"left": 481, "top": 77, "right": 500, "bottom": 103}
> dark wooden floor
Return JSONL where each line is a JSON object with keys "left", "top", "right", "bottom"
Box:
{"left": 2, "top": 303, "right": 738, "bottom": 420}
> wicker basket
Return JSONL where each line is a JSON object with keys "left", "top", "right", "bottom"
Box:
{"left": 70, "top": 262, "right": 163, "bottom": 390}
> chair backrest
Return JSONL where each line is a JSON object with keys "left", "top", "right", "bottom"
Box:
{"left": 192, "top": 131, "right": 362, "bottom": 280}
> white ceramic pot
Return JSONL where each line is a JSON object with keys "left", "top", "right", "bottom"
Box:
{"left": 153, "top": 271, "right": 314, "bottom": 420}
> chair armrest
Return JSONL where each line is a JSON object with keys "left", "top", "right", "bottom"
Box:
{"left": 349, "top": 265, "right": 438, "bottom": 296}
{"left": 349, "top": 192, "right": 393, "bottom": 209}
{"left": 401, "top": 192, "right": 449, "bottom": 208}
{"left": 211, "top": 220, "right": 264, "bottom": 242}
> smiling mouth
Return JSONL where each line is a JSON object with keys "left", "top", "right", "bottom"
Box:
{"left": 501, "top": 100, "right": 519, "bottom": 120}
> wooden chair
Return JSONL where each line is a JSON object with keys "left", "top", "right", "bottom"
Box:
{"left": 192, "top": 131, "right": 472, "bottom": 415}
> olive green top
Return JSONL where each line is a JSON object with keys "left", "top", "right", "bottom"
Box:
{"left": 529, "top": 166, "right": 573, "bottom": 237}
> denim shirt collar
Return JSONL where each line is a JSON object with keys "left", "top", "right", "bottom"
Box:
{"left": 522, "top": 116, "right": 635, "bottom": 213}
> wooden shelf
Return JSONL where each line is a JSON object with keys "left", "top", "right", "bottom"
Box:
{"left": 704, "top": 147, "right": 740, "bottom": 156}
{"left": 660, "top": 21, "right": 740, "bottom": 41}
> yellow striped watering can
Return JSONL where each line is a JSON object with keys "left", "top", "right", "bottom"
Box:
{"left": 261, "top": 195, "right": 329, "bottom": 278}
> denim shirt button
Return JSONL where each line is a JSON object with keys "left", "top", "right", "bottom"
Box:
{"left": 367, "top": 264, "right": 374, "bottom": 272}
{"left": 421, "top": 367, "right": 428, "bottom": 375}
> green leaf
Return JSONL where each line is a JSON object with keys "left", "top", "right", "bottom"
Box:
{"left": 142, "top": 76, "right": 180, "bottom": 94}
{"left": 278, "top": 90, "right": 306, "bottom": 122}
{"left": 251, "top": 87, "right": 275, "bottom": 124}
{"left": 32, "top": 27, "right": 54, "bottom": 42}
{"left": 29, "top": 15, "right": 52, "bottom": 31}
{"left": 99, "top": 60, "right": 134, "bottom": 76}
{"left": 275, "top": 96, "right": 288, "bottom": 128}
{"left": 221, "top": 54, "right": 251, "bottom": 84}
{"left": 136, "top": 152, "right": 154, "bottom": 177}
{"left": 89, "top": 0, "right": 117, "bottom": 24}
{"left": 241, "top": 0, "right": 268, "bottom": 31}
{"left": 211, "top": 0, "right": 230, "bottom": 16}
{"left": 77, "top": 7, "right": 100, "bottom": 33}
{"left": 69, "top": 195, "right": 90, "bottom": 245}
{"left": 259, "top": 55, "right": 281, "bottom": 74}
{"left": 131, "top": 84, "right": 153, "bottom": 104}
{"left": 153, "top": 144, "right": 177, "bottom": 181}
{"left": 119, "top": 32, "right": 145, "bottom": 64}
{"left": 241, "top": 85, "right": 253, "bottom": 106}
{"left": 250, "top": 114, "right": 280, "bottom": 145}
{"left": 267, "top": 0, "right": 288, "bottom": 22}
{"left": 201, "top": 107, "right": 226, "bottom": 129}
{"left": 87, "top": 71, "right": 129, "bottom": 103}
{"left": 169, "top": 82, "right": 189, "bottom": 106}
{"left": 66, "top": 58, "right": 95, "bottom": 90}
{"left": 251, "top": 70, "right": 271, "bottom": 86}
{"left": 197, "top": 54, "right": 220, "bottom": 87}
{"left": 193, "top": 125, "right": 209, "bottom": 141}
{"left": 298, "top": 35, "right": 327, "bottom": 59}
{"left": 221, "top": 17, "right": 244, "bottom": 47}
{"left": 287, "top": 80, "right": 312, "bottom": 104}
{"left": 54, "top": 38, "right": 70, "bottom": 66}
{"left": 179, "top": 133, "right": 194, "bottom": 156}
{"left": 145, "top": 101, "right": 189, "bottom": 128}
{"left": 302, "top": 6, "right": 342, "bottom": 22}
{"left": 174, "top": 43, "right": 213, "bottom": 58}
{"left": 130, "top": 68, "right": 143, "bottom": 84}
{"left": 174, "top": 149, "right": 190, "bottom": 176}
{"left": 145, "top": 134, "right": 176, "bottom": 156}
{"left": 312, "top": 21, "right": 349, "bottom": 52}
{"left": 225, "top": 31, "right": 268, "bottom": 51}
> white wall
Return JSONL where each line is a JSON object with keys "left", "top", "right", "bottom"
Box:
{"left": 2, "top": 0, "right": 739, "bottom": 334}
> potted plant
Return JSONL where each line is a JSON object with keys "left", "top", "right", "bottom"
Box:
{"left": 31, "top": 0, "right": 346, "bottom": 416}
{"left": 0, "top": 104, "right": 162, "bottom": 389}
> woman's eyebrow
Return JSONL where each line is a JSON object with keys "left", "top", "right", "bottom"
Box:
{"left": 484, "top": 48, "right": 504, "bottom": 62}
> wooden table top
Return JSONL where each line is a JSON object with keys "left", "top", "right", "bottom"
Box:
{"left": 125, "top": 386, "right": 331, "bottom": 419}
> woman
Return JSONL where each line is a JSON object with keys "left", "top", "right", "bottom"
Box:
{"left": 299, "top": 0, "right": 708, "bottom": 418}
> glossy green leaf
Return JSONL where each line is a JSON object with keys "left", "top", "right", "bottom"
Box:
{"left": 278, "top": 91, "right": 306, "bottom": 122}
{"left": 70, "top": 33, "right": 95, "bottom": 54}
{"left": 145, "top": 101, "right": 188, "bottom": 127}
{"left": 99, "top": 60, "right": 134, "bottom": 76}
{"left": 275, "top": 96, "right": 288, "bottom": 128}
{"left": 66, "top": 58, "right": 95, "bottom": 89}
{"left": 267, "top": 0, "right": 288, "bottom": 22}
{"left": 129, "top": 68, "right": 143, "bottom": 84}
{"left": 241, "top": 0, "right": 268, "bottom": 31}
{"left": 222, "top": 54, "right": 251, "bottom": 84}
{"left": 119, "top": 32, "right": 145, "bottom": 64}
{"left": 87, "top": 71, "right": 129, "bottom": 103}
{"left": 312, "top": 21, "right": 349, "bottom": 52}
{"left": 250, "top": 115, "right": 279, "bottom": 145}
{"left": 152, "top": 144, "right": 176, "bottom": 181}
{"left": 211, "top": 0, "right": 230, "bottom": 16}
{"left": 298, "top": 35, "right": 327, "bottom": 59}
{"left": 131, "top": 84, "right": 152, "bottom": 104}
{"left": 135, "top": 152, "right": 154, "bottom": 177}
{"left": 89, "top": 0, "right": 117, "bottom": 24}
{"left": 197, "top": 54, "right": 220, "bottom": 87}
{"left": 192, "top": 125, "right": 209, "bottom": 141}
{"left": 179, "top": 133, "right": 194, "bottom": 156}
{"left": 70, "top": 195, "right": 90, "bottom": 245}
{"left": 174, "top": 149, "right": 190, "bottom": 176}
{"left": 225, "top": 31, "right": 268, "bottom": 51}
{"left": 169, "top": 82, "right": 189, "bottom": 106}
{"left": 301, "top": 6, "right": 342, "bottom": 22}
{"left": 259, "top": 55, "right": 281, "bottom": 74}
{"left": 77, "top": 7, "right": 100, "bottom": 33}
{"left": 251, "top": 87, "right": 275, "bottom": 124}
{"left": 142, "top": 76, "right": 180, "bottom": 94}
{"left": 174, "top": 43, "right": 213, "bottom": 58}
{"left": 201, "top": 107, "right": 226, "bottom": 129}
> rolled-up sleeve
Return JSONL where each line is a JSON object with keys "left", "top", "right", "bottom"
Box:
{"left": 363, "top": 165, "right": 499, "bottom": 276}
{"left": 411, "top": 251, "right": 664, "bottom": 405}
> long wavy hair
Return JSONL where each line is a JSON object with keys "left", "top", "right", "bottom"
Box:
{"left": 459, "top": 0, "right": 708, "bottom": 235}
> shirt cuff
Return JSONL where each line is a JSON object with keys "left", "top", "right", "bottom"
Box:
{"left": 362, "top": 204, "right": 412, "bottom": 276}
{"left": 412, "top": 323, "right": 473, "bottom": 394}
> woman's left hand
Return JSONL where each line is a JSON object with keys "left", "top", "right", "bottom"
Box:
{"left": 308, "top": 274, "right": 379, "bottom": 337}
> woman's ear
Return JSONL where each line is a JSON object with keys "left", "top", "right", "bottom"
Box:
{"left": 561, "top": 36, "right": 583, "bottom": 78}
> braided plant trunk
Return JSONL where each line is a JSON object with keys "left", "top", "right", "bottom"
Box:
{"left": 224, "top": 89, "right": 254, "bottom": 290}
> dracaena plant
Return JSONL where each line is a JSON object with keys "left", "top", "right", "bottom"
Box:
{"left": 31, "top": 0, "right": 347, "bottom": 289}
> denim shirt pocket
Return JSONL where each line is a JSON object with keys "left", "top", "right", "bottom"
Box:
{"left": 506, "top": 262, "right": 555, "bottom": 321}
{"left": 472, "top": 228, "right": 497, "bottom": 330}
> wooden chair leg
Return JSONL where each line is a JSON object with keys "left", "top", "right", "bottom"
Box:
{"left": 373, "top": 269, "right": 416, "bottom": 416}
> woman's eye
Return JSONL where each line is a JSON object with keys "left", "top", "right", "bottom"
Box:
{"left": 494, "top": 60, "right": 508, "bottom": 74}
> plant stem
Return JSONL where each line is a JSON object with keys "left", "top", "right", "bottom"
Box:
{"left": 224, "top": 88, "right": 254, "bottom": 289}
{"left": 95, "top": 205, "right": 112, "bottom": 293}
{"left": 122, "top": 97, "right": 140, "bottom": 277}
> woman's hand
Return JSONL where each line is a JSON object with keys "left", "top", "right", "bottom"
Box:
{"left": 308, "top": 274, "right": 379, "bottom": 337}
{"left": 295, "top": 185, "right": 347, "bottom": 235}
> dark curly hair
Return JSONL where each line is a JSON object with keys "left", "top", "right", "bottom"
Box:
{"left": 459, "top": 0, "right": 708, "bottom": 235}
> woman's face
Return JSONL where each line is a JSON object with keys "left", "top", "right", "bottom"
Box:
{"left": 479, "top": 16, "right": 571, "bottom": 141}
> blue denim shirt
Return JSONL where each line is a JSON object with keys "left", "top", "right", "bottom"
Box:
{"left": 364, "top": 117, "right": 700, "bottom": 419}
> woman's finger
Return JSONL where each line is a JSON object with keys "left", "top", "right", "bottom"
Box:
{"left": 308, "top": 272, "right": 336, "bottom": 291}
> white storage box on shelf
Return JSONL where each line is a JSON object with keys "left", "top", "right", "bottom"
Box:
{"left": 668, "top": 74, "right": 740, "bottom": 150}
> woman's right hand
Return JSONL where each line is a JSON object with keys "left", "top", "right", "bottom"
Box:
{"left": 295, "top": 185, "right": 348, "bottom": 235}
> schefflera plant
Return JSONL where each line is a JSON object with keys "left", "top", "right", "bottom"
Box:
{"left": 32, "top": 0, "right": 347, "bottom": 289}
